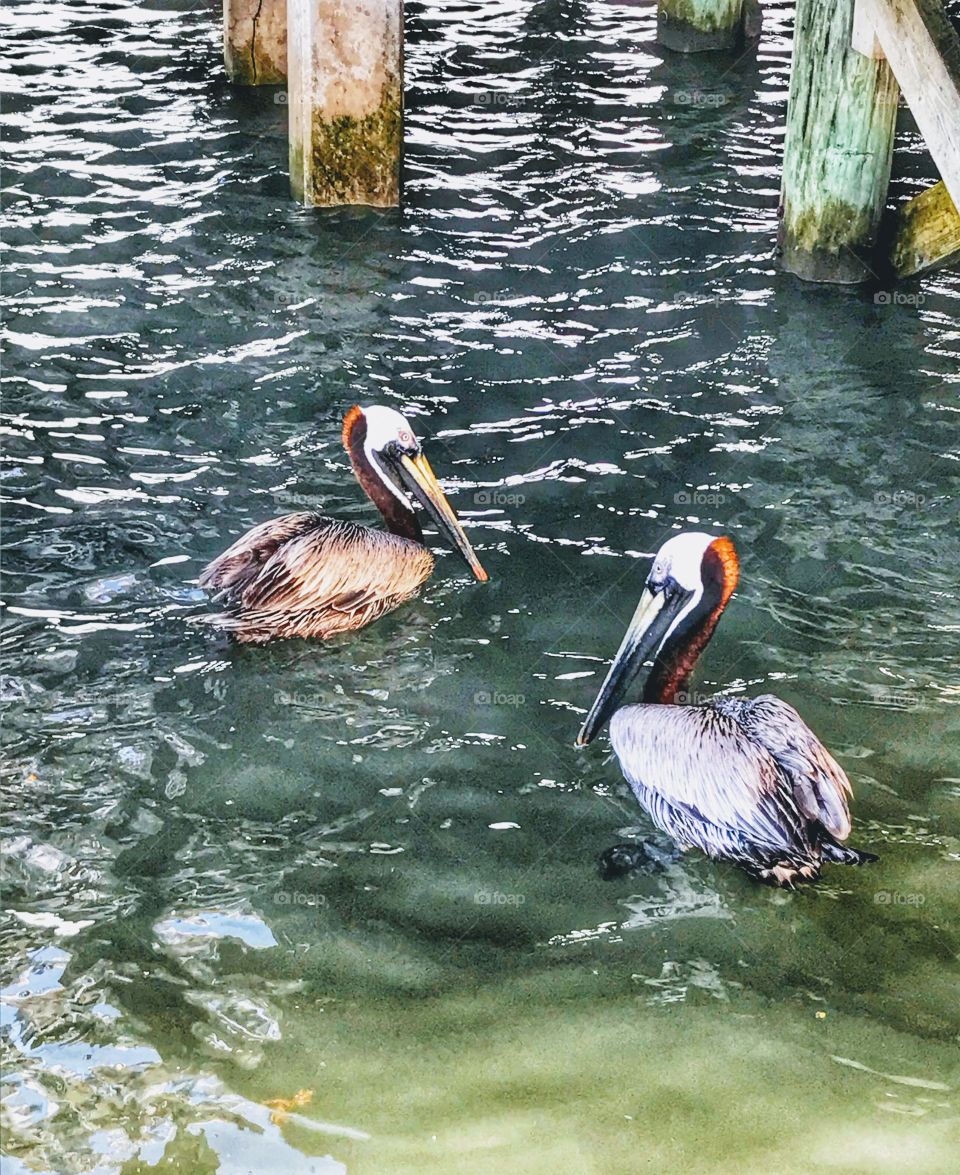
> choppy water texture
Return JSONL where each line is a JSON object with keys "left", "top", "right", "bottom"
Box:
{"left": 3, "top": 1, "right": 960, "bottom": 1172}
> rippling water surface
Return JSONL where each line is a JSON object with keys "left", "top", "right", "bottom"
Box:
{"left": 3, "top": 1, "right": 960, "bottom": 1171}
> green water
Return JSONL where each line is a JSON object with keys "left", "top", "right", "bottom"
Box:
{"left": 2, "top": 1, "right": 959, "bottom": 1172}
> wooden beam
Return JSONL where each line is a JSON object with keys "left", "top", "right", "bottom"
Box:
{"left": 657, "top": 0, "right": 745, "bottom": 52}
{"left": 287, "top": 0, "right": 403, "bottom": 208}
{"left": 891, "top": 180, "right": 960, "bottom": 276}
{"left": 779, "top": 0, "right": 900, "bottom": 283}
{"left": 851, "top": 2, "right": 884, "bottom": 57}
{"left": 223, "top": 0, "right": 286, "bottom": 85}
{"left": 852, "top": 0, "right": 960, "bottom": 211}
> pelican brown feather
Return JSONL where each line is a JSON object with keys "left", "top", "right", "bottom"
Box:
{"left": 201, "top": 516, "right": 434, "bottom": 644}
{"left": 199, "top": 405, "right": 486, "bottom": 643}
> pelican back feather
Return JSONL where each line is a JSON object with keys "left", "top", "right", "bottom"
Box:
{"left": 710, "top": 695, "right": 853, "bottom": 841}
{"left": 200, "top": 514, "right": 434, "bottom": 643}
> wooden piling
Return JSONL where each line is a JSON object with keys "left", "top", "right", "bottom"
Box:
{"left": 853, "top": 0, "right": 960, "bottom": 280}
{"left": 657, "top": 0, "right": 745, "bottom": 53}
{"left": 223, "top": 0, "right": 287, "bottom": 86}
{"left": 891, "top": 181, "right": 960, "bottom": 278}
{"left": 287, "top": 0, "right": 403, "bottom": 208}
{"left": 779, "top": 0, "right": 899, "bottom": 283}
{"left": 852, "top": 1, "right": 960, "bottom": 204}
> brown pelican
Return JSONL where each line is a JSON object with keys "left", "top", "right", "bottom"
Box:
{"left": 200, "top": 405, "right": 488, "bottom": 643}
{"left": 576, "top": 532, "right": 876, "bottom": 886}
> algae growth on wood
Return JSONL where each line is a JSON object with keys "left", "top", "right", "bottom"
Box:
{"left": 779, "top": 0, "right": 899, "bottom": 283}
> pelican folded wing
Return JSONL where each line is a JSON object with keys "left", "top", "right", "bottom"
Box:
{"left": 712, "top": 694, "right": 853, "bottom": 841}
{"left": 203, "top": 517, "right": 433, "bottom": 643}
{"left": 608, "top": 703, "right": 811, "bottom": 861}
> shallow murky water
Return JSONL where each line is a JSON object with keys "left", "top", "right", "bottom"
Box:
{"left": 2, "top": 1, "right": 959, "bottom": 1172}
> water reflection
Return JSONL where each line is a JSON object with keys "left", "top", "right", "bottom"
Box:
{"left": 2, "top": 0, "right": 959, "bottom": 1171}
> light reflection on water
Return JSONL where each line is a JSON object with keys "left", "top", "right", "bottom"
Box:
{"left": 2, "top": 0, "right": 959, "bottom": 1171}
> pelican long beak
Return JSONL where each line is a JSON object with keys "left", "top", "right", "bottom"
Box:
{"left": 575, "top": 584, "right": 689, "bottom": 747}
{"left": 397, "top": 452, "right": 489, "bottom": 582}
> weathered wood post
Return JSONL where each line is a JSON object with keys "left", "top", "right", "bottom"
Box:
{"left": 223, "top": 0, "right": 287, "bottom": 85}
{"left": 890, "top": 182, "right": 960, "bottom": 277}
{"left": 853, "top": 0, "right": 960, "bottom": 279}
{"left": 657, "top": 0, "right": 745, "bottom": 53}
{"left": 779, "top": 0, "right": 899, "bottom": 283}
{"left": 287, "top": 0, "right": 403, "bottom": 208}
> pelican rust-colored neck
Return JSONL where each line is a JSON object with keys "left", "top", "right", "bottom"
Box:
{"left": 342, "top": 406, "right": 423, "bottom": 542}
{"left": 643, "top": 536, "right": 740, "bottom": 705}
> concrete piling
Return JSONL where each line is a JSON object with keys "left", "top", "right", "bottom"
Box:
{"left": 223, "top": 0, "right": 287, "bottom": 86}
{"left": 287, "top": 0, "right": 403, "bottom": 208}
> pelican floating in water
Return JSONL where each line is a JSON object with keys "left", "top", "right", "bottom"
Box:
{"left": 200, "top": 405, "right": 488, "bottom": 643}
{"left": 576, "top": 532, "right": 876, "bottom": 886}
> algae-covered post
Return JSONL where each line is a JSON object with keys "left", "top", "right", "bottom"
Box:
{"left": 287, "top": 0, "right": 403, "bottom": 208}
{"left": 779, "top": 0, "right": 899, "bottom": 283}
{"left": 656, "top": 0, "right": 745, "bottom": 52}
{"left": 223, "top": 0, "right": 287, "bottom": 85}
{"left": 891, "top": 181, "right": 960, "bottom": 277}
{"left": 853, "top": 0, "right": 960, "bottom": 279}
